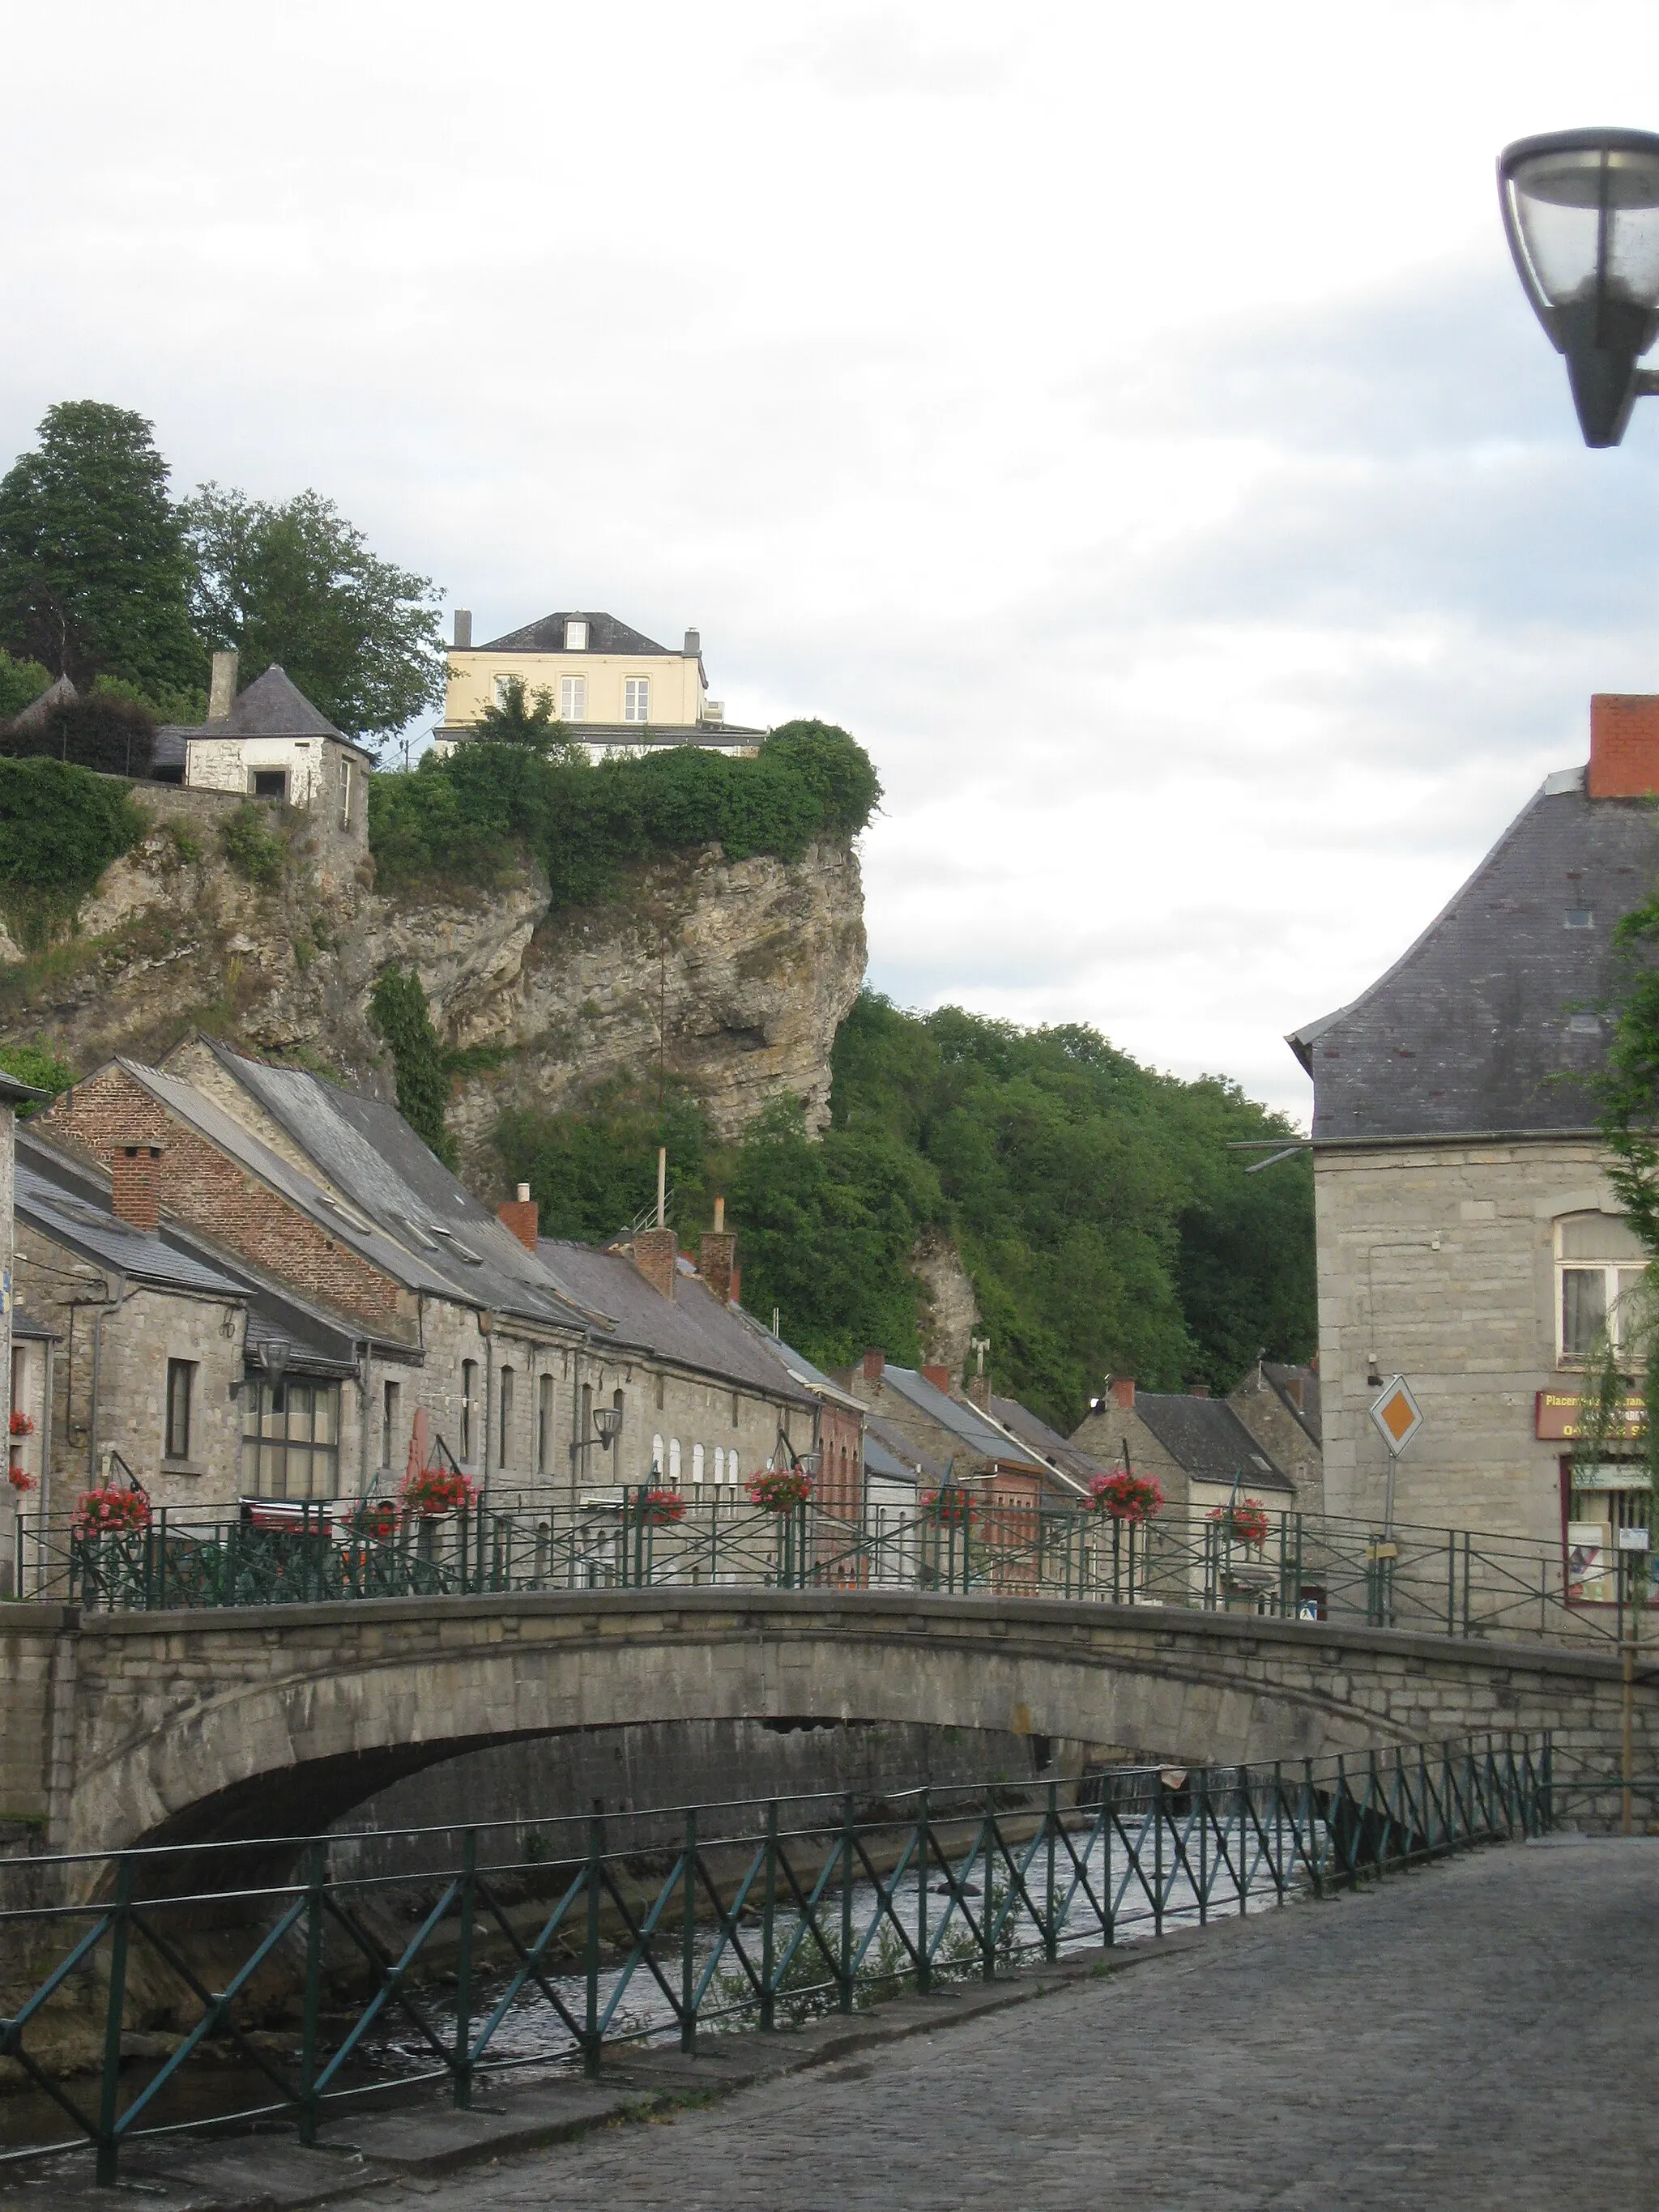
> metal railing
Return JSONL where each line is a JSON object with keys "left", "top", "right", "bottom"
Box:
{"left": 0, "top": 1733, "right": 1550, "bottom": 2185}
{"left": 11, "top": 1489, "right": 1644, "bottom": 1647}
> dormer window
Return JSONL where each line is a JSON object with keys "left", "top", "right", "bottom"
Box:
{"left": 1565, "top": 909, "right": 1594, "bottom": 929}
{"left": 565, "top": 619, "right": 587, "bottom": 650}
{"left": 624, "top": 676, "right": 651, "bottom": 723}
{"left": 1567, "top": 1013, "right": 1601, "bottom": 1036}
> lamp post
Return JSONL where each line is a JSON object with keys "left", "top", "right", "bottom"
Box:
{"left": 569, "top": 1403, "right": 625, "bottom": 1494}
{"left": 1499, "top": 128, "right": 1659, "bottom": 445}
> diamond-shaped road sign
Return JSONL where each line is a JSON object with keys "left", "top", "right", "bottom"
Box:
{"left": 1369, "top": 1375, "right": 1423, "bottom": 1456}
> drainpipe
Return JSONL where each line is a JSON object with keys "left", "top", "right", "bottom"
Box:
{"left": 86, "top": 1272, "right": 128, "bottom": 1485}
{"left": 479, "top": 1311, "right": 494, "bottom": 1513}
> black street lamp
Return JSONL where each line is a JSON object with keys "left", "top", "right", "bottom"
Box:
{"left": 1499, "top": 128, "right": 1659, "bottom": 445}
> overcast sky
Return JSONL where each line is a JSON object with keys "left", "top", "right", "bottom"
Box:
{"left": 7, "top": 1, "right": 1659, "bottom": 1120}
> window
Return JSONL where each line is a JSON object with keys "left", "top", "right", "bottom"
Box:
{"left": 382, "top": 1379, "right": 401, "bottom": 1470}
{"left": 461, "top": 1361, "right": 479, "bottom": 1462}
{"left": 652, "top": 1432, "right": 665, "bottom": 1477}
{"left": 669, "top": 1437, "right": 681, "bottom": 1482}
{"left": 693, "top": 1442, "right": 705, "bottom": 1484}
{"left": 714, "top": 1447, "right": 725, "bottom": 1482}
{"left": 253, "top": 769, "right": 287, "bottom": 801}
{"left": 730, "top": 1389, "right": 740, "bottom": 1426}
{"left": 612, "top": 1386, "right": 625, "bottom": 1451}
{"left": 623, "top": 676, "right": 650, "bottom": 724}
{"left": 654, "top": 1370, "right": 665, "bottom": 1411}
{"left": 559, "top": 675, "right": 587, "bottom": 722}
{"left": 1565, "top": 909, "right": 1594, "bottom": 929}
{"left": 581, "top": 1381, "right": 593, "bottom": 1447}
{"left": 728, "top": 1450, "right": 738, "bottom": 1485}
{"left": 500, "top": 1366, "right": 515, "bottom": 1464}
{"left": 1557, "top": 1213, "right": 1648, "bottom": 1362}
{"left": 538, "top": 1374, "right": 554, "bottom": 1476}
{"left": 340, "top": 760, "right": 353, "bottom": 830}
{"left": 241, "top": 1379, "right": 340, "bottom": 1499}
{"left": 493, "top": 674, "right": 516, "bottom": 706}
{"left": 565, "top": 619, "right": 587, "bottom": 650}
{"left": 1567, "top": 1014, "right": 1601, "bottom": 1036}
{"left": 164, "top": 1359, "right": 196, "bottom": 1461}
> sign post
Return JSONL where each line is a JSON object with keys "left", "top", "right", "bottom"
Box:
{"left": 1368, "top": 1375, "right": 1424, "bottom": 1537}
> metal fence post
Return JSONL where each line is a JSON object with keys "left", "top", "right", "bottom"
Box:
{"left": 1043, "top": 1779, "right": 1059, "bottom": 1963}
{"left": 454, "top": 1830, "right": 476, "bottom": 2107}
{"left": 95, "top": 1856, "right": 134, "bottom": 2188}
{"left": 1153, "top": 1770, "right": 1165, "bottom": 1937}
{"left": 981, "top": 1787, "right": 996, "bottom": 1981}
{"left": 298, "top": 1841, "right": 326, "bottom": 2143}
{"left": 583, "top": 1813, "right": 603, "bottom": 2078}
{"left": 1303, "top": 1756, "right": 1323, "bottom": 1899}
{"left": 681, "top": 1807, "right": 697, "bottom": 2052}
{"left": 760, "top": 1801, "right": 778, "bottom": 2031}
{"left": 916, "top": 1789, "right": 932, "bottom": 1995}
{"left": 839, "top": 1794, "right": 855, "bottom": 2014}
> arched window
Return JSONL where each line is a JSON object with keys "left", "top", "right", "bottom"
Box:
{"left": 651, "top": 1433, "right": 665, "bottom": 1477}
{"left": 714, "top": 1446, "right": 726, "bottom": 1483}
{"left": 1556, "top": 1211, "right": 1646, "bottom": 1362}
{"left": 693, "top": 1442, "right": 706, "bottom": 1484}
{"left": 669, "top": 1437, "right": 681, "bottom": 1482}
{"left": 728, "top": 1451, "right": 739, "bottom": 1485}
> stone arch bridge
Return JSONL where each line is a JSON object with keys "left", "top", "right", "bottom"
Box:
{"left": 3, "top": 1590, "right": 1653, "bottom": 1862}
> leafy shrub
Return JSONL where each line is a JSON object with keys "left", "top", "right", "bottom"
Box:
{"left": 0, "top": 1042, "right": 76, "bottom": 1113}
{"left": 0, "top": 757, "right": 146, "bottom": 945}
{"left": 369, "top": 965, "right": 458, "bottom": 1167}
{"left": 0, "top": 692, "right": 156, "bottom": 777}
{"left": 369, "top": 719, "right": 881, "bottom": 904}
{"left": 222, "top": 801, "right": 284, "bottom": 884}
{"left": 0, "top": 649, "right": 51, "bottom": 721}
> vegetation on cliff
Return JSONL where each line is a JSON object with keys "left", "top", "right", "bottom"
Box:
{"left": 497, "top": 991, "right": 1315, "bottom": 1429}
{"left": 0, "top": 758, "right": 147, "bottom": 948}
{"left": 368, "top": 720, "right": 881, "bottom": 907}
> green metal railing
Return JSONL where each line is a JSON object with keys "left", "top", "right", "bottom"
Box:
{"left": 0, "top": 1734, "right": 1549, "bottom": 2185}
{"left": 13, "top": 1488, "right": 1640, "bottom": 1647}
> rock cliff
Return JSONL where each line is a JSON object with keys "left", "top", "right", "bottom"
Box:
{"left": 0, "top": 783, "right": 868, "bottom": 1178}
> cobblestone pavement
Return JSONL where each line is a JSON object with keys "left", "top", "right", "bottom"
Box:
{"left": 344, "top": 1837, "right": 1658, "bottom": 2212}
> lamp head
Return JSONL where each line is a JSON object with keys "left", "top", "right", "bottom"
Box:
{"left": 594, "top": 1405, "right": 624, "bottom": 1448}
{"left": 1499, "top": 126, "right": 1659, "bottom": 445}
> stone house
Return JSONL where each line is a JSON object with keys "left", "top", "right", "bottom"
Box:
{"left": 1226, "top": 1361, "right": 1324, "bottom": 1516}
{"left": 837, "top": 1352, "right": 1050, "bottom": 1510}
{"left": 1069, "top": 1377, "right": 1295, "bottom": 1520}
{"left": 1290, "top": 693, "right": 1659, "bottom": 1574}
{"left": 152, "top": 655, "right": 372, "bottom": 859}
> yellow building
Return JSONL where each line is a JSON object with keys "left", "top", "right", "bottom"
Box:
{"left": 437, "top": 609, "right": 766, "bottom": 760}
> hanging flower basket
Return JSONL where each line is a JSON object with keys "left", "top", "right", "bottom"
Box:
{"left": 922, "top": 1485, "right": 979, "bottom": 1528}
{"left": 1086, "top": 1471, "right": 1164, "bottom": 1524}
{"left": 638, "top": 1485, "right": 687, "bottom": 1526}
{"left": 346, "top": 1498, "right": 400, "bottom": 1541}
{"left": 400, "top": 1464, "right": 477, "bottom": 1518}
{"left": 1207, "top": 1498, "right": 1271, "bottom": 1549}
{"left": 72, "top": 1486, "right": 151, "bottom": 1538}
{"left": 7, "top": 1464, "right": 36, "bottom": 1494}
{"left": 10, "top": 1411, "right": 34, "bottom": 1438}
{"left": 747, "top": 1464, "right": 814, "bottom": 1513}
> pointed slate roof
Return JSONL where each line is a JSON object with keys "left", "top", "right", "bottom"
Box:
{"left": 477, "top": 612, "right": 675, "bottom": 656}
{"left": 155, "top": 667, "right": 373, "bottom": 761}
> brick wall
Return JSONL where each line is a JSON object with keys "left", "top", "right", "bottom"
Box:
{"left": 40, "top": 1065, "right": 412, "bottom": 1333}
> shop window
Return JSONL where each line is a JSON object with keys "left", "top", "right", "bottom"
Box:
{"left": 1556, "top": 1212, "right": 1647, "bottom": 1363}
{"left": 241, "top": 1378, "right": 340, "bottom": 1499}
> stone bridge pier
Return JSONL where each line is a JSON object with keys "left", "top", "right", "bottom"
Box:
{"left": 3, "top": 1590, "right": 1655, "bottom": 1865}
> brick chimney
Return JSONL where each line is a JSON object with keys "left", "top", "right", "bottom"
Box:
{"left": 631, "top": 1226, "right": 676, "bottom": 1299}
{"left": 862, "top": 1348, "right": 885, "bottom": 1383}
{"left": 921, "top": 1364, "right": 951, "bottom": 1393}
{"left": 1107, "top": 1375, "right": 1135, "bottom": 1410}
{"left": 1187, "top": 1383, "right": 1209, "bottom": 1398}
{"left": 1281, "top": 1375, "right": 1305, "bottom": 1411}
{"left": 207, "top": 650, "right": 239, "bottom": 722}
{"left": 497, "top": 1182, "right": 539, "bottom": 1252}
{"left": 966, "top": 1374, "right": 990, "bottom": 1412}
{"left": 1589, "top": 694, "right": 1659, "bottom": 798}
{"left": 699, "top": 1195, "right": 736, "bottom": 1306}
{"left": 111, "top": 1142, "right": 164, "bottom": 1233}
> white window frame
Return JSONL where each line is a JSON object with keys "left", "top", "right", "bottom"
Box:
{"left": 560, "top": 674, "right": 587, "bottom": 722}
{"left": 1555, "top": 1213, "right": 1648, "bottom": 1365}
{"left": 493, "top": 674, "right": 516, "bottom": 707}
{"left": 693, "top": 1441, "right": 706, "bottom": 1484}
{"left": 623, "top": 676, "right": 651, "bottom": 725}
{"left": 565, "top": 619, "right": 588, "bottom": 650}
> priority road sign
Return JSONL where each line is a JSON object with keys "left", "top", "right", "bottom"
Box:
{"left": 1369, "top": 1375, "right": 1423, "bottom": 1456}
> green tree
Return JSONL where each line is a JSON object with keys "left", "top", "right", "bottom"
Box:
{"left": 0, "top": 1042, "right": 76, "bottom": 1115}
{"left": 183, "top": 484, "right": 444, "bottom": 744}
{"left": 0, "top": 649, "right": 51, "bottom": 721}
{"left": 474, "top": 676, "right": 582, "bottom": 758}
{"left": 369, "top": 965, "right": 458, "bottom": 1166}
{"left": 497, "top": 1080, "right": 714, "bottom": 1242}
{"left": 0, "top": 403, "right": 204, "bottom": 697}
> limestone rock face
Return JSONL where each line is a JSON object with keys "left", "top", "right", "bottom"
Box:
{"left": 913, "top": 1230, "right": 981, "bottom": 1375}
{"left": 0, "top": 783, "right": 868, "bottom": 1180}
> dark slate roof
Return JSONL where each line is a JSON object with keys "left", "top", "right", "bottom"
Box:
{"left": 16, "top": 1132, "right": 360, "bottom": 1375}
{"left": 1132, "top": 1392, "right": 1294, "bottom": 1493}
{"left": 156, "top": 667, "right": 373, "bottom": 759}
{"left": 1262, "top": 1362, "right": 1321, "bottom": 1447}
{"left": 864, "top": 1412, "right": 946, "bottom": 1485}
{"left": 477, "top": 612, "right": 676, "bottom": 656}
{"left": 535, "top": 1241, "right": 813, "bottom": 1407}
{"left": 740, "top": 1319, "right": 867, "bottom": 1413}
{"left": 878, "top": 1364, "right": 1045, "bottom": 1470}
{"left": 1289, "top": 769, "right": 1659, "bottom": 1141}
{"left": 190, "top": 1042, "right": 599, "bottom": 1332}
{"left": 989, "top": 1396, "right": 1107, "bottom": 1494}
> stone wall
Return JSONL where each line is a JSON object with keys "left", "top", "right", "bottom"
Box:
{"left": 1313, "top": 1136, "right": 1618, "bottom": 1540}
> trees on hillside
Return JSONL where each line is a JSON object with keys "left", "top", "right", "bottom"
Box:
{"left": 183, "top": 484, "right": 444, "bottom": 744}
{"left": 0, "top": 403, "right": 204, "bottom": 701}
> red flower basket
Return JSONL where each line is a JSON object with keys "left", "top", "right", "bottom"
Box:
{"left": 747, "top": 1464, "right": 814, "bottom": 1513}
{"left": 7, "top": 1464, "right": 36, "bottom": 1494}
{"left": 10, "top": 1410, "right": 34, "bottom": 1438}
{"left": 1087, "top": 1471, "right": 1164, "bottom": 1524}
{"left": 347, "top": 1498, "right": 400, "bottom": 1541}
{"left": 1207, "top": 1498, "right": 1272, "bottom": 1549}
{"left": 399, "top": 1464, "right": 477, "bottom": 1518}
{"left": 71, "top": 1486, "right": 151, "bottom": 1538}
{"left": 922, "top": 1485, "right": 979, "bottom": 1527}
{"left": 638, "top": 1485, "right": 687, "bottom": 1525}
